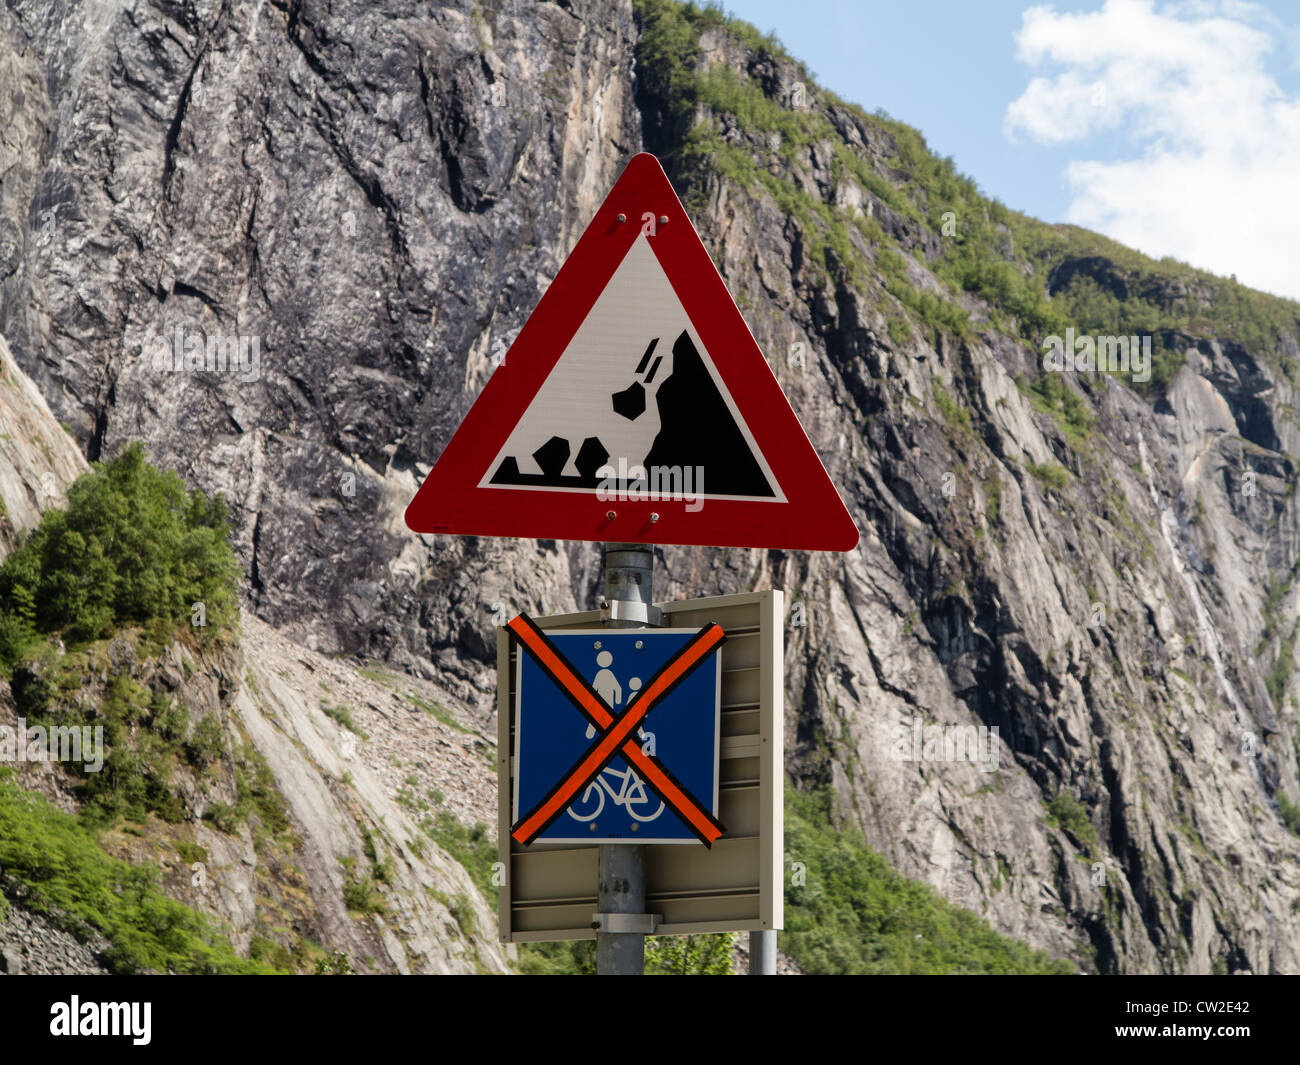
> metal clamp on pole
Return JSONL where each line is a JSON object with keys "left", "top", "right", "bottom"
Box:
{"left": 591, "top": 912, "right": 661, "bottom": 934}
{"left": 599, "top": 598, "right": 663, "bottom": 627}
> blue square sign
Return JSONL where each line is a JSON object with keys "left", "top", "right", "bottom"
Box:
{"left": 513, "top": 628, "right": 721, "bottom": 844}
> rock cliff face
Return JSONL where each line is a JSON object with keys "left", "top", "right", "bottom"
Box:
{"left": 1, "top": 0, "right": 1298, "bottom": 973}
{"left": 0, "top": 334, "right": 85, "bottom": 554}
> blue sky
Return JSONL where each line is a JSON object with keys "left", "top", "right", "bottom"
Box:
{"left": 721, "top": 0, "right": 1300, "bottom": 299}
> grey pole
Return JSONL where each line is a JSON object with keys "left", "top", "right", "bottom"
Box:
{"left": 749, "top": 929, "right": 777, "bottom": 974}
{"left": 596, "top": 541, "right": 656, "bottom": 975}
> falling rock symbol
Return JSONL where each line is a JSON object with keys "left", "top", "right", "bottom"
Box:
{"left": 643, "top": 331, "right": 773, "bottom": 497}
{"left": 612, "top": 382, "right": 646, "bottom": 420}
{"left": 575, "top": 437, "right": 609, "bottom": 480}
{"left": 532, "top": 436, "right": 570, "bottom": 479}
{"left": 489, "top": 329, "right": 773, "bottom": 497}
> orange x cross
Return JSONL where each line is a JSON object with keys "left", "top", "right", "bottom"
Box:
{"left": 508, "top": 614, "right": 726, "bottom": 847}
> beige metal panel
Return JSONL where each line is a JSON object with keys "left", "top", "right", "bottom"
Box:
{"left": 711, "top": 630, "right": 761, "bottom": 670}
{"left": 716, "top": 788, "right": 761, "bottom": 836}
{"left": 499, "top": 590, "right": 782, "bottom": 941}
{"left": 647, "top": 836, "right": 759, "bottom": 894}
{"left": 721, "top": 667, "right": 760, "bottom": 708}
{"left": 721, "top": 755, "right": 760, "bottom": 785}
{"left": 721, "top": 707, "right": 761, "bottom": 738}
{"left": 513, "top": 844, "right": 599, "bottom": 898}
{"left": 496, "top": 626, "right": 513, "bottom": 945}
{"left": 759, "top": 589, "right": 784, "bottom": 930}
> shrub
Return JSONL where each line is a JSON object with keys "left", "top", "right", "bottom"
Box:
{"left": 0, "top": 442, "right": 241, "bottom": 673}
{"left": 1027, "top": 462, "right": 1070, "bottom": 491}
{"left": 1044, "top": 791, "right": 1098, "bottom": 846}
{"left": 645, "top": 932, "right": 736, "bottom": 974}
{"left": 202, "top": 801, "right": 240, "bottom": 834}
{"left": 185, "top": 714, "right": 225, "bottom": 768}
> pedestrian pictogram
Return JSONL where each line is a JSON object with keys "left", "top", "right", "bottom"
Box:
{"left": 404, "top": 152, "right": 859, "bottom": 551}
{"left": 508, "top": 614, "right": 724, "bottom": 846}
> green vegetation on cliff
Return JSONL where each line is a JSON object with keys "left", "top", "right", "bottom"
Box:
{"left": 633, "top": 0, "right": 1300, "bottom": 389}
{"left": 0, "top": 769, "right": 267, "bottom": 973}
{"left": 782, "top": 787, "right": 1073, "bottom": 974}
{"left": 0, "top": 447, "right": 294, "bottom": 973}
{"left": 0, "top": 441, "right": 240, "bottom": 672}
{"left": 504, "top": 784, "right": 1073, "bottom": 975}
{"left": 0, "top": 443, "right": 266, "bottom": 832}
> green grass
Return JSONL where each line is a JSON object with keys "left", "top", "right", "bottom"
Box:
{"left": 1278, "top": 793, "right": 1300, "bottom": 838}
{"left": 932, "top": 380, "right": 971, "bottom": 432}
{"left": 408, "top": 693, "right": 476, "bottom": 736}
{"left": 983, "top": 472, "right": 1002, "bottom": 527}
{"left": 419, "top": 812, "right": 497, "bottom": 897}
{"left": 1027, "top": 461, "right": 1071, "bottom": 491}
{"left": 1016, "top": 372, "right": 1097, "bottom": 448}
{"left": 0, "top": 769, "right": 270, "bottom": 973}
{"left": 782, "top": 787, "right": 1073, "bottom": 974}
{"left": 356, "top": 666, "right": 396, "bottom": 688}
{"left": 1265, "top": 624, "right": 1297, "bottom": 706}
{"left": 322, "top": 703, "right": 367, "bottom": 739}
{"left": 1043, "top": 791, "right": 1098, "bottom": 848}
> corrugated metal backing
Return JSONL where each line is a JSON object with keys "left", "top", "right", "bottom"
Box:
{"left": 497, "top": 590, "right": 783, "bottom": 941}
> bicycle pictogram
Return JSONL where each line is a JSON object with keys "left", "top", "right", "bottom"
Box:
{"left": 567, "top": 764, "right": 665, "bottom": 823}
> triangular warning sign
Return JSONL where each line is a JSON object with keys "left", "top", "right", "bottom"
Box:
{"left": 405, "top": 153, "right": 859, "bottom": 551}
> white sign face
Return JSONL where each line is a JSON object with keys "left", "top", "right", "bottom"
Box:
{"left": 480, "top": 235, "right": 785, "bottom": 504}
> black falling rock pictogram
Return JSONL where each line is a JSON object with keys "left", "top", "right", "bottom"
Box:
{"left": 489, "top": 329, "right": 773, "bottom": 497}
{"left": 642, "top": 330, "right": 773, "bottom": 497}
{"left": 612, "top": 382, "right": 647, "bottom": 420}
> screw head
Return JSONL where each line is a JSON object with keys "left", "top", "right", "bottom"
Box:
{"left": 605, "top": 509, "right": 617, "bottom": 521}
{"left": 616, "top": 213, "right": 627, "bottom": 223}
{"left": 589, "top": 823, "right": 598, "bottom": 832}
{"left": 649, "top": 512, "right": 660, "bottom": 523}
{"left": 631, "top": 823, "right": 640, "bottom": 832}
{"left": 658, "top": 215, "right": 668, "bottom": 225}
{"left": 594, "top": 640, "right": 603, "bottom": 649}
{"left": 635, "top": 640, "right": 643, "bottom": 649}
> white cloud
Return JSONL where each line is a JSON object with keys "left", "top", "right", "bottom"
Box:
{"left": 1005, "top": 0, "right": 1300, "bottom": 299}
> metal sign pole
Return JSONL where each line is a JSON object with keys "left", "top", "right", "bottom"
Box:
{"left": 596, "top": 541, "right": 658, "bottom": 975}
{"left": 750, "top": 929, "right": 776, "bottom": 974}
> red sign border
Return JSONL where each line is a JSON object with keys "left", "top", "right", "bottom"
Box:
{"left": 405, "top": 153, "right": 859, "bottom": 551}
